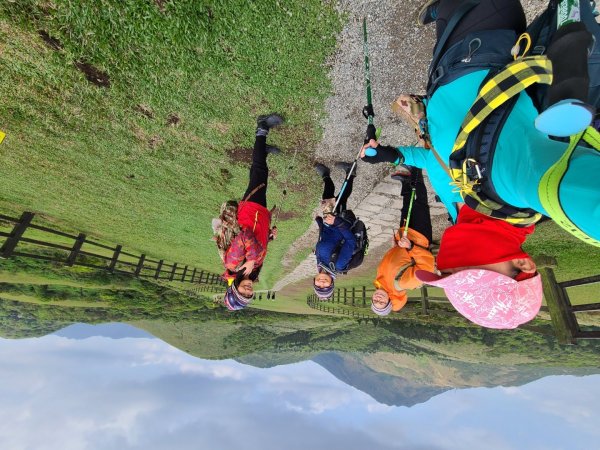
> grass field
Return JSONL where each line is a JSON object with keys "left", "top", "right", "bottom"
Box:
{"left": 1, "top": 1, "right": 598, "bottom": 318}
{"left": 0, "top": 1, "right": 342, "bottom": 288}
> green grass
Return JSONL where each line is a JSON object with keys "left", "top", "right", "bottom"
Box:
{"left": 0, "top": 1, "right": 341, "bottom": 284}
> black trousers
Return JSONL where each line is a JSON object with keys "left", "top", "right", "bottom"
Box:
{"left": 243, "top": 136, "right": 268, "bottom": 207}
{"left": 399, "top": 169, "right": 433, "bottom": 243}
{"left": 322, "top": 175, "right": 354, "bottom": 213}
{"left": 437, "top": 0, "right": 526, "bottom": 51}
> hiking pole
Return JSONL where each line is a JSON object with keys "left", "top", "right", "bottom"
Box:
{"left": 362, "top": 16, "right": 379, "bottom": 156}
{"left": 402, "top": 171, "right": 418, "bottom": 237}
{"left": 333, "top": 17, "right": 376, "bottom": 212}
{"left": 403, "top": 188, "right": 416, "bottom": 237}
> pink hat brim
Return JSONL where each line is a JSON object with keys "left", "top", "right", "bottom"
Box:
{"left": 416, "top": 269, "right": 543, "bottom": 329}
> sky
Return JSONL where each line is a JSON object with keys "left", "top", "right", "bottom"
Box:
{"left": 0, "top": 323, "right": 599, "bottom": 450}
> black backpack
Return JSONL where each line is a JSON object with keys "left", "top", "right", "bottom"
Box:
{"left": 526, "top": 0, "right": 600, "bottom": 111}
{"left": 331, "top": 210, "right": 369, "bottom": 273}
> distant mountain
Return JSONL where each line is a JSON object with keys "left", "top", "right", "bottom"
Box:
{"left": 309, "top": 351, "right": 599, "bottom": 407}
{"left": 54, "top": 323, "right": 154, "bottom": 340}
{"left": 2, "top": 297, "right": 599, "bottom": 409}
{"left": 312, "top": 352, "right": 450, "bottom": 407}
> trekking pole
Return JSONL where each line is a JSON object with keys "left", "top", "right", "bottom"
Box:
{"left": 334, "top": 17, "right": 377, "bottom": 211}
{"left": 403, "top": 188, "right": 416, "bottom": 237}
{"left": 402, "top": 171, "right": 418, "bottom": 237}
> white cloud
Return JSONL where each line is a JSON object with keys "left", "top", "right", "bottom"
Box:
{"left": 0, "top": 335, "right": 599, "bottom": 450}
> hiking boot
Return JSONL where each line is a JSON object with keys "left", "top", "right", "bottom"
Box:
{"left": 335, "top": 161, "right": 356, "bottom": 177}
{"left": 314, "top": 163, "right": 331, "bottom": 178}
{"left": 417, "top": 0, "right": 439, "bottom": 26}
{"left": 257, "top": 113, "right": 285, "bottom": 131}
{"left": 265, "top": 144, "right": 281, "bottom": 155}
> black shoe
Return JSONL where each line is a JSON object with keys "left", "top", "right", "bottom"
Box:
{"left": 257, "top": 113, "right": 285, "bottom": 131}
{"left": 335, "top": 161, "right": 356, "bottom": 177}
{"left": 314, "top": 163, "right": 331, "bottom": 178}
{"left": 265, "top": 144, "right": 281, "bottom": 155}
{"left": 417, "top": 0, "right": 439, "bottom": 26}
{"left": 390, "top": 164, "right": 413, "bottom": 182}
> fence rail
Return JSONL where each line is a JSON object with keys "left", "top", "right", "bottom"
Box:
{"left": 306, "top": 285, "right": 456, "bottom": 319}
{"left": 0, "top": 211, "right": 225, "bottom": 286}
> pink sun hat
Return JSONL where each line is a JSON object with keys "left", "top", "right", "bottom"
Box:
{"left": 415, "top": 269, "right": 543, "bottom": 329}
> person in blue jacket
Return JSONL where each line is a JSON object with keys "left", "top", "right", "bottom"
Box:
{"left": 313, "top": 162, "right": 357, "bottom": 300}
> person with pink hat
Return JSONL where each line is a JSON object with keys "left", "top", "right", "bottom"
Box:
{"left": 415, "top": 204, "right": 543, "bottom": 329}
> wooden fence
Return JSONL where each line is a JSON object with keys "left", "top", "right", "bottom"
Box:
{"left": 306, "top": 285, "right": 455, "bottom": 319}
{"left": 308, "top": 265, "right": 600, "bottom": 343}
{"left": 318, "top": 285, "right": 448, "bottom": 314}
{"left": 0, "top": 211, "right": 225, "bottom": 286}
{"left": 538, "top": 257, "right": 600, "bottom": 344}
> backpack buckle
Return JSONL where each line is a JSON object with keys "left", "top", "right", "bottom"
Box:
{"left": 465, "top": 158, "right": 483, "bottom": 180}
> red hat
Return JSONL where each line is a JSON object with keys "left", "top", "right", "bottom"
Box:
{"left": 436, "top": 206, "right": 534, "bottom": 270}
{"left": 416, "top": 269, "right": 542, "bottom": 329}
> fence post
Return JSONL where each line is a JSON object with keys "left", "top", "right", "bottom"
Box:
{"left": 169, "top": 263, "right": 177, "bottom": 281}
{"left": 108, "top": 245, "right": 122, "bottom": 272}
{"left": 134, "top": 254, "right": 146, "bottom": 277}
{"left": 155, "top": 260, "right": 164, "bottom": 279}
{"left": 0, "top": 211, "right": 35, "bottom": 258}
{"left": 191, "top": 268, "right": 196, "bottom": 283}
{"left": 66, "top": 233, "right": 86, "bottom": 266}
{"left": 539, "top": 264, "right": 578, "bottom": 345}
{"left": 352, "top": 287, "right": 355, "bottom": 306}
{"left": 181, "top": 265, "right": 188, "bottom": 282}
{"left": 337, "top": 288, "right": 340, "bottom": 303}
{"left": 420, "top": 285, "right": 429, "bottom": 315}
{"left": 344, "top": 288, "right": 347, "bottom": 304}
{"left": 362, "top": 286, "right": 366, "bottom": 306}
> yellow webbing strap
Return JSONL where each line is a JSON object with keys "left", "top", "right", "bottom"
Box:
{"left": 449, "top": 56, "right": 552, "bottom": 225}
{"left": 0, "top": 131, "right": 5, "bottom": 144}
{"left": 538, "top": 126, "right": 600, "bottom": 247}
{"left": 453, "top": 56, "right": 553, "bottom": 154}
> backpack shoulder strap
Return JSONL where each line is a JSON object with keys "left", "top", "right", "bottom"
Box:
{"left": 242, "top": 183, "right": 266, "bottom": 202}
{"left": 538, "top": 126, "right": 600, "bottom": 247}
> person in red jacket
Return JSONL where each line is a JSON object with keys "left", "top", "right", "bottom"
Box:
{"left": 213, "top": 114, "right": 283, "bottom": 310}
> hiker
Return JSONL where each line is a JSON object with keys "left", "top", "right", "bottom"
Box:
{"left": 371, "top": 168, "right": 436, "bottom": 316}
{"left": 362, "top": 0, "right": 600, "bottom": 328}
{"left": 312, "top": 162, "right": 361, "bottom": 300}
{"left": 362, "top": 94, "right": 463, "bottom": 223}
{"left": 213, "top": 114, "right": 284, "bottom": 311}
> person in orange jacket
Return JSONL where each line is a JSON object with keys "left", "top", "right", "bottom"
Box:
{"left": 371, "top": 167, "right": 435, "bottom": 316}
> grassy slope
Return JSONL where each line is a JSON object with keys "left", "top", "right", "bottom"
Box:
{"left": 0, "top": 1, "right": 342, "bottom": 287}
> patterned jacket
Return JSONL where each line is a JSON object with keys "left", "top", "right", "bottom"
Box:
{"left": 223, "top": 228, "right": 266, "bottom": 273}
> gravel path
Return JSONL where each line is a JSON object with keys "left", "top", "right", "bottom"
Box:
{"left": 274, "top": 0, "right": 548, "bottom": 291}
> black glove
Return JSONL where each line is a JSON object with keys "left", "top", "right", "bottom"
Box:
{"left": 361, "top": 144, "right": 404, "bottom": 165}
{"left": 364, "top": 123, "right": 377, "bottom": 143}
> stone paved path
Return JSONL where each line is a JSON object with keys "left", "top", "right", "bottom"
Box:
{"left": 272, "top": 171, "right": 449, "bottom": 291}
